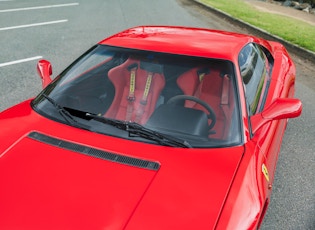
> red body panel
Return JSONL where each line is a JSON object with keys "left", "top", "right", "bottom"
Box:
{"left": 0, "top": 26, "right": 301, "bottom": 229}
{"left": 99, "top": 26, "right": 270, "bottom": 60}
{"left": 216, "top": 39, "right": 298, "bottom": 229}
{"left": 0, "top": 100, "right": 243, "bottom": 229}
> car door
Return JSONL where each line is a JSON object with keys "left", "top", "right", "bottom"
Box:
{"left": 239, "top": 43, "right": 284, "bottom": 187}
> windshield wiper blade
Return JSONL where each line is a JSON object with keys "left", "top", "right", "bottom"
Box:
{"left": 126, "top": 122, "right": 192, "bottom": 148}
{"left": 86, "top": 113, "right": 126, "bottom": 129}
{"left": 86, "top": 113, "right": 191, "bottom": 148}
{"left": 42, "top": 94, "right": 90, "bottom": 129}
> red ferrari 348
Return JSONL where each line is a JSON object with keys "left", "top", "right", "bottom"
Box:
{"left": 0, "top": 26, "right": 302, "bottom": 229}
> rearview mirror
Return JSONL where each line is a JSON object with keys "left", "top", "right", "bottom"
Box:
{"left": 37, "top": 60, "right": 52, "bottom": 88}
{"left": 251, "top": 98, "right": 302, "bottom": 134}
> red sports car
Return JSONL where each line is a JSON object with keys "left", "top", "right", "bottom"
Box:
{"left": 0, "top": 26, "right": 302, "bottom": 229}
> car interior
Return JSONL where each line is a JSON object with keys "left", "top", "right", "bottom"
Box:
{"left": 35, "top": 46, "right": 241, "bottom": 146}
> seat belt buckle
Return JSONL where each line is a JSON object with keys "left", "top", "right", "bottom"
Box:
{"left": 127, "top": 96, "right": 135, "bottom": 102}
{"left": 140, "top": 100, "right": 147, "bottom": 105}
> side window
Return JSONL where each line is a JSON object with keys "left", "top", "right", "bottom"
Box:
{"left": 238, "top": 43, "right": 269, "bottom": 115}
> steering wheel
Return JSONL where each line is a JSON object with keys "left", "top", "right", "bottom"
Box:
{"left": 167, "top": 95, "right": 216, "bottom": 130}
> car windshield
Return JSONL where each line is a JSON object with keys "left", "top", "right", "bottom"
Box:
{"left": 32, "top": 45, "right": 242, "bottom": 148}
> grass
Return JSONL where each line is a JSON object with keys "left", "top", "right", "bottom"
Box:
{"left": 199, "top": 0, "right": 315, "bottom": 52}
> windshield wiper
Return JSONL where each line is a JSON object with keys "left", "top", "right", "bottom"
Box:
{"left": 86, "top": 113, "right": 191, "bottom": 148}
{"left": 41, "top": 95, "right": 190, "bottom": 147}
{"left": 42, "top": 94, "right": 90, "bottom": 130}
{"left": 126, "top": 122, "right": 192, "bottom": 148}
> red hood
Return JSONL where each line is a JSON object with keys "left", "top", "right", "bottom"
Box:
{"left": 0, "top": 101, "right": 244, "bottom": 229}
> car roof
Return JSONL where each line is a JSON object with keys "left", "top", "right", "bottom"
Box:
{"left": 98, "top": 26, "right": 262, "bottom": 60}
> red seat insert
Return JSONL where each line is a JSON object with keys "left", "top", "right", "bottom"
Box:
{"left": 105, "top": 58, "right": 165, "bottom": 124}
{"left": 176, "top": 67, "right": 234, "bottom": 139}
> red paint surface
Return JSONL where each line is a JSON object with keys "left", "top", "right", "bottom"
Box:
{"left": 0, "top": 26, "right": 301, "bottom": 229}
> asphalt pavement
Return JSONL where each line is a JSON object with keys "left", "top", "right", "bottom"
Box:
{"left": 0, "top": 0, "right": 314, "bottom": 229}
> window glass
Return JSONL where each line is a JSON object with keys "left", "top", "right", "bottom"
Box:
{"left": 58, "top": 46, "right": 114, "bottom": 86}
{"left": 32, "top": 45, "right": 242, "bottom": 148}
{"left": 239, "top": 43, "right": 268, "bottom": 115}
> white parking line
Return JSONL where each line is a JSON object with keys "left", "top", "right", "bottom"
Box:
{"left": 0, "top": 3, "right": 79, "bottom": 13}
{"left": 0, "top": 20, "right": 68, "bottom": 31}
{"left": 0, "top": 56, "right": 42, "bottom": 68}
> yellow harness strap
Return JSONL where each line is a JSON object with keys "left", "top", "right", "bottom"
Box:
{"left": 126, "top": 67, "right": 137, "bottom": 121}
{"left": 128, "top": 68, "right": 136, "bottom": 100}
{"left": 135, "top": 72, "right": 153, "bottom": 123}
{"left": 142, "top": 72, "right": 153, "bottom": 104}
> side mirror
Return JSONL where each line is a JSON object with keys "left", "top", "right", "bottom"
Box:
{"left": 37, "top": 60, "right": 52, "bottom": 88}
{"left": 251, "top": 98, "right": 302, "bottom": 134}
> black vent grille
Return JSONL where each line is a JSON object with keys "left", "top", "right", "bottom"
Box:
{"left": 28, "top": 132, "right": 160, "bottom": 171}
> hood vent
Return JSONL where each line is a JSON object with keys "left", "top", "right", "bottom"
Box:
{"left": 28, "top": 132, "right": 160, "bottom": 171}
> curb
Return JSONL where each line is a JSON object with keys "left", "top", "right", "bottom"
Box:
{"left": 192, "top": 0, "right": 315, "bottom": 63}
